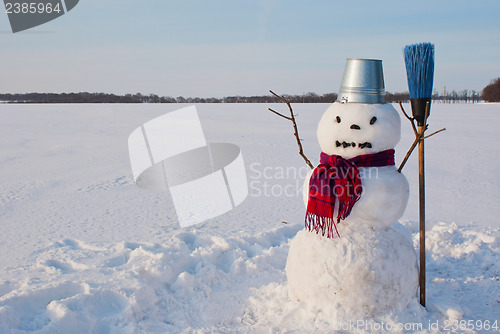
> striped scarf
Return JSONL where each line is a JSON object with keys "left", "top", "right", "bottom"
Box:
{"left": 305, "top": 149, "right": 395, "bottom": 238}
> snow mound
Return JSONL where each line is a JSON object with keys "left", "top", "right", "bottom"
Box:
{"left": 0, "top": 224, "right": 300, "bottom": 333}
{"left": 0, "top": 222, "right": 498, "bottom": 333}
{"left": 285, "top": 223, "right": 418, "bottom": 320}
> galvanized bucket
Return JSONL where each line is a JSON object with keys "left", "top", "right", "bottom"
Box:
{"left": 337, "top": 58, "right": 385, "bottom": 104}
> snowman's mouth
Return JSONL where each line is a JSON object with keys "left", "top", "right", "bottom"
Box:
{"left": 336, "top": 141, "right": 372, "bottom": 149}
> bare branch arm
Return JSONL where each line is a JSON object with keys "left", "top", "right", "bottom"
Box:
{"left": 398, "top": 100, "right": 418, "bottom": 136}
{"left": 269, "top": 90, "right": 289, "bottom": 104}
{"left": 423, "top": 128, "right": 446, "bottom": 139}
{"left": 269, "top": 90, "right": 314, "bottom": 169}
{"left": 398, "top": 100, "right": 413, "bottom": 122}
{"left": 398, "top": 134, "right": 423, "bottom": 173}
{"left": 398, "top": 101, "right": 445, "bottom": 173}
{"left": 268, "top": 108, "right": 292, "bottom": 121}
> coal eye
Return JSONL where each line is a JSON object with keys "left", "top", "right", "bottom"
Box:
{"left": 370, "top": 116, "right": 377, "bottom": 125}
{"left": 336, "top": 116, "right": 341, "bottom": 123}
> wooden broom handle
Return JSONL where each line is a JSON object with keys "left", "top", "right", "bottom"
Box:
{"left": 418, "top": 124, "right": 426, "bottom": 307}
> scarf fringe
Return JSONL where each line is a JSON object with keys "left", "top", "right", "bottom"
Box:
{"left": 305, "top": 212, "right": 340, "bottom": 239}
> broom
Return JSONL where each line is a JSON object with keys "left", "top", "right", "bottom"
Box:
{"left": 404, "top": 42, "right": 435, "bottom": 308}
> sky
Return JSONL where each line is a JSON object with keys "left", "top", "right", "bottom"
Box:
{"left": 1, "top": 0, "right": 499, "bottom": 97}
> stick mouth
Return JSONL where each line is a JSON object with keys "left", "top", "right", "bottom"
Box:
{"left": 335, "top": 141, "right": 372, "bottom": 149}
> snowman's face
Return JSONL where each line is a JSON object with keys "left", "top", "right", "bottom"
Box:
{"left": 317, "top": 102, "right": 401, "bottom": 159}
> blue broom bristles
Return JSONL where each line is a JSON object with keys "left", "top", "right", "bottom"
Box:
{"left": 404, "top": 43, "right": 435, "bottom": 99}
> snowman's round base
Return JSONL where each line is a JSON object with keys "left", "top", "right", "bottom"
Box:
{"left": 286, "top": 223, "right": 418, "bottom": 320}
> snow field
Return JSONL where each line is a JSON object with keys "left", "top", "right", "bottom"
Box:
{"left": 0, "top": 103, "right": 499, "bottom": 332}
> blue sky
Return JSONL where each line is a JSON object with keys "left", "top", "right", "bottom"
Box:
{"left": 1, "top": 0, "right": 499, "bottom": 97}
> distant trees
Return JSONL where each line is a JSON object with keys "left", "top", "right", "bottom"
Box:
{"left": 0, "top": 92, "right": 144, "bottom": 103}
{"left": 482, "top": 77, "right": 500, "bottom": 102}
{"left": 385, "top": 92, "right": 410, "bottom": 103}
{"left": 431, "top": 89, "right": 481, "bottom": 104}
{"left": 0, "top": 88, "right": 491, "bottom": 104}
{"left": 0, "top": 92, "right": 342, "bottom": 104}
{"left": 383, "top": 90, "right": 482, "bottom": 103}
{"left": 218, "top": 92, "right": 338, "bottom": 103}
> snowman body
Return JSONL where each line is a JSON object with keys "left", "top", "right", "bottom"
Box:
{"left": 288, "top": 102, "right": 418, "bottom": 319}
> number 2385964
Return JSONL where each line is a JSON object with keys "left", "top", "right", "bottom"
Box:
{"left": 5, "top": 2, "right": 62, "bottom": 14}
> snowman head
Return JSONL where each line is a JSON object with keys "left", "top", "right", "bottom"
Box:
{"left": 317, "top": 102, "right": 401, "bottom": 159}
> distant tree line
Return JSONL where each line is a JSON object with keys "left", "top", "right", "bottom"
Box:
{"left": 0, "top": 87, "right": 490, "bottom": 104}
{"left": 482, "top": 77, "right": 500, "bottom": 102}
{"left": 0, "top": 92, "right": 144, "bottom": 103}
{"left": 387, "top": 89, "right": 481, "bottom": 104}
{"left": 0, "top": 92, "right": 339, "bottom": 104}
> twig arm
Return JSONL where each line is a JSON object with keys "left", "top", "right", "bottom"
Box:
{"left": 398, "top": 100, "right": 418, "bottom": 136}
{"left": 269, "top": 90, "right": 314, "bottom": 169}
{"left": 398, "top": 101, "right": 445, "bottom": 173}
{"left": 268, "top": 108, "right": 292, "bottom": 121}
{"left": 423, "top": 128, "right": 446, "bottom": 139}
{"left": 398, "top": 136, "right": 420, "bottom": 173}
{"left": 269, "top": 90, "right": 288, "bottom": 103}
{"left": 398, "top": 100, "right": 413, "bottom": 121}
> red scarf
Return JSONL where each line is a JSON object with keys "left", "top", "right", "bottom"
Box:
{"left": 305, "top": 149, "right": 395, "bottom": 238}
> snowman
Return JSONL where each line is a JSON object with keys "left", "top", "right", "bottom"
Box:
{"left": 286, "top": 59, "right": 419, "bottom": 320}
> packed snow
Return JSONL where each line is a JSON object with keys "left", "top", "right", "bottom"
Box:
{"left": 286, "top": 224, "right": 418, "bottom": 320}
{"left": 0, "top": 103, "right": 499, "bottom": 333}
